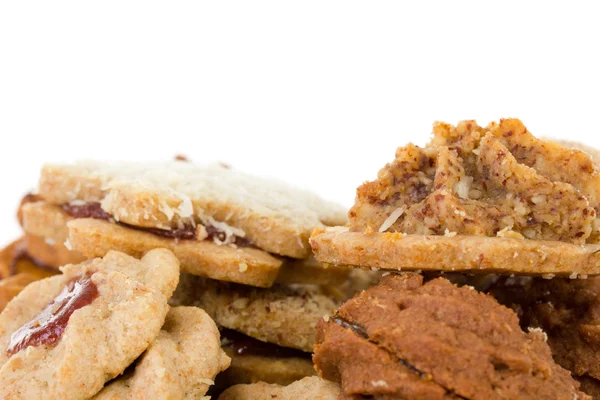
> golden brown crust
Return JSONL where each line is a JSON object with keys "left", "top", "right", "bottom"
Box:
{"left": 311, "top": 228, "right": 600, "bottom": 276}
{"left": 23, "top": 234, "right": 85, "bottom": 268}
{"left": 0, "top": 273, "right": 40, "bottom": 312}
{"left": 68, "top": 218, "right": 283, "bottom": 288}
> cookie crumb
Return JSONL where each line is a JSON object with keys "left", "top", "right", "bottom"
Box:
{"left": 371, "top": 380, "right": 388, "bottom": 388}
{"left": 239, "top": 263, "right": 248, "bottom": 273}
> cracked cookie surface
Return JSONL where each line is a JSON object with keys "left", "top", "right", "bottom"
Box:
{"left": 314, "top": 273, "right": 588, "bottom": 400}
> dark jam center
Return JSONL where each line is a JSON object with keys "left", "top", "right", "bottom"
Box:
{"left": 7, "top": 275, "right": 99, "bottom": 355}
{"left": 220, "top": 329, "right": 310, "bottom": 359}
{"left": 62, "top": 201, "right": 253, "bottom": 246}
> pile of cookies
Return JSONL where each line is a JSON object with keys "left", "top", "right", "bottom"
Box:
{"left": 1, "top": 119, "right": 600, "bottom": 399}
{"left": 312, "top": 118, "right": 600, "bottom": 399}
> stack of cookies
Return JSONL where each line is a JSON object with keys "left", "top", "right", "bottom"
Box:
{"left": 2, "top": 119, "right": 600, "bottom": 399}
{"left": 1, "top": 159, "right": 374, "bottom": 399}
{"left": 309, "top": 119, "right": 600, "bottom": 399}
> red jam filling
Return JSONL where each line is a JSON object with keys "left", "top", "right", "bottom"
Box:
{"left": 7, "top": 275, "right": 99, "bottom": 355}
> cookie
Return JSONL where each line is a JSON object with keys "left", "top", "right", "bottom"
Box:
{"left": 311, "top": 227, "right": 600, "bottom": 276}
{"left": 218, "top": 376, "right": 340, "bottom": 400}
{"left": 212, "top": 328, "right": 315, "bottom": 393}
{"left": 0, "top": 249, "right": 179, "bottom": 400}
{"left": 487, "top": 276, "right": 600, "bottom": 392}
{"left": 172, "top": 274, "right": 338, "bottom": 352}
{"left": 0, "top": 274, "right": 40, "bottom": 312}
{"left": 23, "top": 201, "right": 347, "bottom": 288}
{"left": 93, "top": 306, "right": 230, "bottom": 399}
{"left": 548, "top": 140, "right": 600, "bottom": 166}
{"left": 37, "top": 160, "right": 346, "bottom": 258}
{"left": 314, "top": 273, "right": 588, "bottom": 399}
{"left": 312, "top": 119, "right": 600, "bottom": 275}
{"left": 0, "top": 237, "right": 62, "bottom": 311}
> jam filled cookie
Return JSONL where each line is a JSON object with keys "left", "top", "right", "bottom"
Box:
{"left": 0, "top": 249, "right": 179, "bottom": 400}
{"left": 22, "top": 161, "right": 346, "bottom": 287}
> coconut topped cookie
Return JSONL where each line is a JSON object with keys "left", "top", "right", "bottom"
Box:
{"left": 38, "top": 160, "right": 346, "bottom": 258}
{"left": 0, "top": 249, "right": 179, "bottom": 400}
{"left": 21, "top": 161, "right": 347, "bottom": 288}
{"left": 311, "top": 119, "right": 600, "bottom": 276}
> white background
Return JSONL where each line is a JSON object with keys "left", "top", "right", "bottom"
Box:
{"left": 1, "top": 1, "right": 599, "bottom": 245}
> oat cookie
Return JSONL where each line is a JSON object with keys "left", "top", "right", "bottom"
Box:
{"left": 37, "top": 160, "right": 346, "bottom": 258}
{"left": 312, "top": 119, "right": 600, "bottom": 275}
{"left": 314, "top": 273, "right": 588, "bottom": 400}
{"left": 171, "top": 274, "right": 338, "bottom": 352}
{"left": 93, "top": 306, "right": 230, "bottom": 399}
{"left": 0, "top": 249, "right": 179, "bottom": 400}
{"left": 218, "top": 376, "right": 340, "bottom": 400}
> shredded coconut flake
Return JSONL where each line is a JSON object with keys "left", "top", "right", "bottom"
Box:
{"left": 64, "top": 238, "right": 72, "bottom": 251}
{"left": 379, "top": 206, "right": 406, "bottom": 233}
{"left": 238, "top": 263, "right": 248, "bottom": 273}
{"left": 444, "top": 229, "right": 457, "bottom": 237}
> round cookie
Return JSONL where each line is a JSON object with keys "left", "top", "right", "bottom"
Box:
{"left": 0, "top": 249, "right": 179, "bottom": 400}
{"left": 314, "top": 273, "right": 589, "bottom": 400}
{"left": 211, "top": 328, "right": 316, "bottom": 393}
{"left": 172, "top": 274, "right": 338, "bottom": 352}
{"left": 218, "top": 376, "right": 340, "bottom": 400}
{"left": 93, "top": 306, "right": 230, "bottom": 399}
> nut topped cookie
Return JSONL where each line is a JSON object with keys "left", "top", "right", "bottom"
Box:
{"left": 93, "top": 306, "right": 230, "bottom": 400}
{"left": 314, "top": 273, "right": 589, "bottom": 400}
{"left": 311, "top": 119, "right": 600, "bottom": 276}
{"left": 0, "top": 249, "right": 179, "bottom": 400}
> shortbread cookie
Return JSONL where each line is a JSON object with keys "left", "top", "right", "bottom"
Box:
{"left": 218, "top": 376, "right": 340, "bottom": 400}
{"left": 312, "top": 228, "right": 600, "bottom": 276}
{"left": 0, "top": 249, "right": 179, "bottom": 400}
{"left": 23, "top": 201, "right": 345, "bottom": 288}
{"left": 488, "top": 276, "right": 600, "bottom": 391}
{"left": 93, "top": 306, "right": 230, "bottom": 399}
{"left": 213, "top": 328, "right": 315, "bottom": 392}
{"left": 314, "top": 273, "right": 588, "bottom": 400}
{"left": 312, "top": 119, "right": 600, "bottom": 275}
{"left": 172, "top": 274, "right": 338, "bottom": 352}
{"left": 37, "top": 160, "right": 346, "bottom": 258}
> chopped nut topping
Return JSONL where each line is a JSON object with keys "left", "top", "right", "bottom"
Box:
{"left": 349, "top": 119, "right": 599, "bottom": 245}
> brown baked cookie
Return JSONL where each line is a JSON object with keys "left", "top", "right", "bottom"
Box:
{"left": 0, "top": 237, "right": 61, "bottom": 311}
{"left": 218, "top": 376, "right": 340, "bottom": 400}
{"left": 314, "top": 273, "right": 588, "bottom": 400}
{"left": 488, "top": 276, "right": 600, "bottom": 393}
{"left": 171, "top": 274, "right": 338, "bottom": 352}
{"left": 211, "top": 328, "right": 315, "bottom": 393}
{"left": 93, "top": 306, "right": 230, "bottom": 399}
